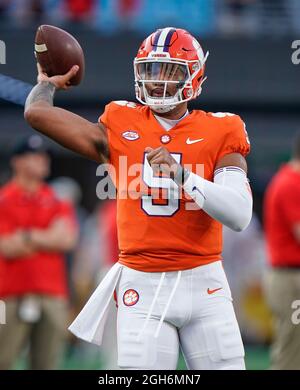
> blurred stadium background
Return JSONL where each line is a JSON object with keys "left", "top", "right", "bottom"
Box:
{"left": 1, "top": 0, "right": 300, "bottom": 370}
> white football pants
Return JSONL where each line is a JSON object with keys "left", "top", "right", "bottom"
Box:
{"left": 116, "top": 260, "right": 245, "bottom": 370}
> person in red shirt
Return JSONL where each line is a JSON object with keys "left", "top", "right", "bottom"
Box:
{"left": 0, "top": 135, "right": 78, "bottom": 370}
{"left": 264, "top": 132, "right": 300, "bottom": 370}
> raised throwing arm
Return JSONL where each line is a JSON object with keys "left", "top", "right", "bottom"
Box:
{"left": 24, "top": 64, "right": 108, "bottom": 163}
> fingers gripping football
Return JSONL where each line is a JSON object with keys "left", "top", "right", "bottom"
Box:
{"left": 37, "top": 63, "right": 79, "bottom": 90}
{"left": 145, "top": 146, "right": 180, "bottom": 177}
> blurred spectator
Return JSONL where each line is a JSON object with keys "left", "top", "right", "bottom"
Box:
{"left": 260, "top": 0, "right": 289, "bottom": 35}
{"left": 8, "top": 0, "right": 45, "bottom": 27}
{"left": 50, "top": 176, "right": 88, "bottom": 303}
{"left": 218, "top": 0, "right": 259, "bottom": 36}
{"left": 51, "top": 176, "right": 82, "bottom": 205}
{"left": 119, "top": 0, "right": 139, "bottom": 16}
{"left": 97, "top": 200, "right": 118, "bottom": 369}
{"left": 99, "top": 199, "right": 118, "bottom": 266}
{"left": 222, "top": 214, "right": 272, "bottom": 344}
{"left": 133, "top": 0, "right": 216, "bottom": 35}
{"left": 0, "top": 135, "right": 78, "bottom": 370}
{"left": 64, "top": 0, "right": 95, "bottom": 23}
{"left": 264, "top": 131, "right": 300, "bottom": 370}
{"left": 72, "top": 200, "right": 118, "bottom": 369}
{"left": 118, "top": 0, "right": 140, "bottom": 30}
{"left": 0, "top": 0, "right": 10, "bottom": 19}
{"left": 1, "top": 0, "right": 299, "bottom": 37}
{"left": 94, "top": 0, "right": 141, "bottom": 34}
{"left": 288, "top": 0, "right": 300, "bottom": 34}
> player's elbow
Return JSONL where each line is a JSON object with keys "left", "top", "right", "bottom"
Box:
{"left": 62, "top": 231, "right": 78, "bottom": 251}
{"left": 225, "top": 190, "right": 253, "bottom": 232}
{"left": 24, "top": 103, "right": 49, "bottom": 128}
{"left": 24, "top": 106, "right": 39, "bottom": 127}
{"left": 58, "top": 238, "right": 77, "bottom": 252}
{"left": 229, "top": 208, "right": 252, "bottom": 232}
{"left": 53, "top": 227, "right": 78, "bottom": 252}
{"left": 48, "top": 234, "right": 77, "bottom": 253}
{"left": 231, "top": 222, "right": 248, "bottom": 232}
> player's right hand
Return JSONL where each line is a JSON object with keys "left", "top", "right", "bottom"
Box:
{"left": 37, "top": 63, "right": 79, "bottom": 90}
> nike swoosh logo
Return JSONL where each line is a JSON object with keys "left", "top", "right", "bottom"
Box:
{"left": 192, "top": 186, "right": 206, "bottom": 199}
{"left": 186, "top": 138, "right": 204, "bottom": 145}
{"left": 207, "top": 287, "right": 223, "bottom": 295}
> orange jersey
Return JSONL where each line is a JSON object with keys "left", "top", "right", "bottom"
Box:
{"left": 99, "top": 101, "right": 250, "bottom": 272}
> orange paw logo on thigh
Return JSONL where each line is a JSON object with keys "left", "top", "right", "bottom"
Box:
{"left": 123, "top": 289, "right": 139, "bottom": 306}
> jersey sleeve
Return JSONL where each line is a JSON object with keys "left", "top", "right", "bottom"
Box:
{"left": 98, "top": 102, "right": 111, "bottom": 129}
{"left": 98, "top": 101, "right": 129, "bottom": 128}
{"left": 217, "top": 115, "right": 251, "bottom": 161}
{"left": 97, "top": 100, "right": 140, "bottom": 168}
{"left": 98, "top": 102, "right": 120, "bottom": 165}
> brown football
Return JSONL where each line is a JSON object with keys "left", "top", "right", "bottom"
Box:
{"left": 34, "top": 25, "right": 85, "bottom": 86}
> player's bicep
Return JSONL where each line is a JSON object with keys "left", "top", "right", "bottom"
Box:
{"left": 90, "top": 121, "right": 109, "bottom": 163}
{"left": 25, "top": 103, "right": 108, "bottom": 163}
{"left": 215, "top": 153, "right": 248, "bottom": 174}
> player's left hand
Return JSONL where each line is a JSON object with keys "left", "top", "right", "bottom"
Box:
{"left": 145, "top": 146, "right": 180, "bottom": 177}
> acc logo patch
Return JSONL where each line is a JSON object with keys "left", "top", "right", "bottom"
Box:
{"left": 123, "top": 289, "right": 139, "bottom": 306}
{"left": 122, "top": 131, "right": 140, "bottom": 141}
{"left": 160, "top": 134, "right": 171, "bottom": 144}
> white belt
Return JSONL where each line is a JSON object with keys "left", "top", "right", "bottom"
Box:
{"left": 68, "top": 262, "right": 123, "bottom": 346}
{"left": 69, "top": 262, "right": 181, "bottom": 346}
{"left": 137, "top": 270, "right": 181, "bottom": 340}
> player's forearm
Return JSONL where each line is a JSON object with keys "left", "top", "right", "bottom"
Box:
{"left": 182, "top": 167, "right": 253, "bottom": 232}
{"left": 25, "top": 81, "right": 56, "bottom": 109}
{"left": 292, "top": 224, "right": 300, "bottom": 244}
{"left": 30, "top": 224, "right": 78, "bottom": 252}
{"left": 25, "top": 103, "right": 96, "bottom": 156}
{"left": 0, "top": 238, "right": 20, "bottom": 258}
{"left": 0, "top": 235, "right": 34, "bottom": 259}
{"left": 24, "top": 83, "right": 107, "bottom": 162}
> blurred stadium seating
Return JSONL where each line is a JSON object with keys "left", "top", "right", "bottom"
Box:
{"left": 0, "top": 0, "right": 300, "bottom": 36}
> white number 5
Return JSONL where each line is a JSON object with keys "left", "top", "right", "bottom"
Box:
{"left": 142, "top": 152, "right": 181, "bottom": 216}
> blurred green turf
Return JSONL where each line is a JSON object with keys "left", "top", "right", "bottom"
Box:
{"left": 244, "top": 345, "right": 270, "bottom": 370}
{"left": 15, "top": 344, "right": 270, "bottom": 370}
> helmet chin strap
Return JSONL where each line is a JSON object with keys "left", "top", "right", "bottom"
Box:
{"left": 150, "top": 104, "right": 176, "bottom": 113}
{"left": 147, "top": 89, "right": 179, "bottom": 113}
{"left": 138, "top": 81, "right": 187, "bottom": 113}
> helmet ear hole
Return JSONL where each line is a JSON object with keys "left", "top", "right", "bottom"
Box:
{"left": 176, "top": 81, "right": 185, "bottom": 90}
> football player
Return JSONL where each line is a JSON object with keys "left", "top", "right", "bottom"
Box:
{"left": 25, "top": 27, "right": 252, "bottom": 370}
